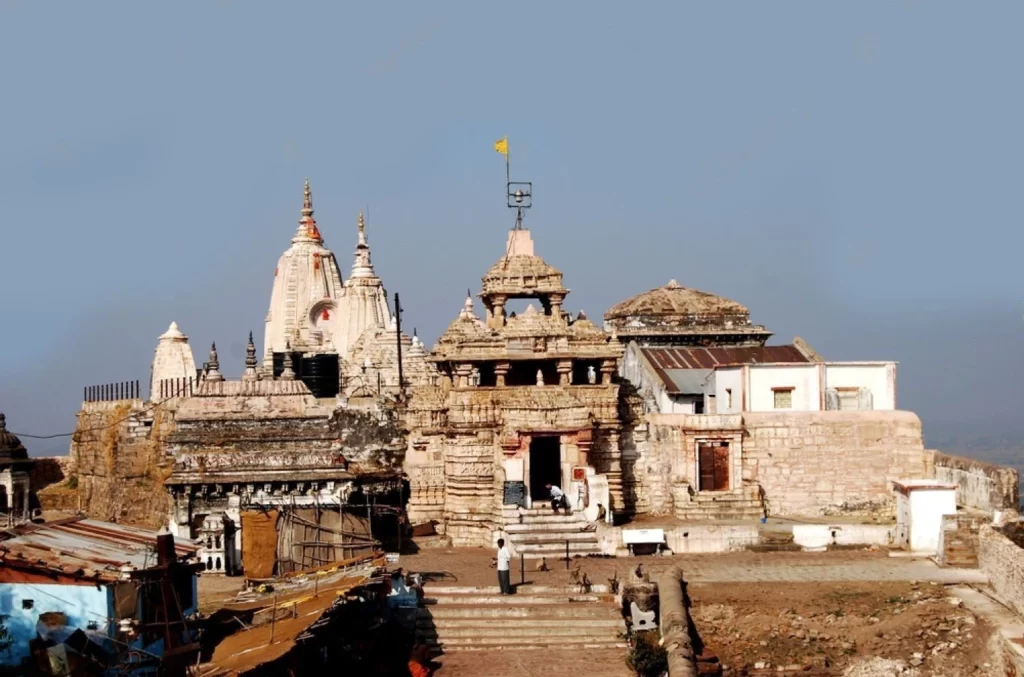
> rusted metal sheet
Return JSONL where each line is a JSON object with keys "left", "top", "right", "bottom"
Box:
{"left": 0, "top": 517, "right": 198, "bottom": 584}
{"left": 641, "top": 346, "right": 810, "bottom": 395}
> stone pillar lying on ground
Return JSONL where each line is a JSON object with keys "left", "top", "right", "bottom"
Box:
{"left": 658, "top": 565, "right": 701, "bottom": 677}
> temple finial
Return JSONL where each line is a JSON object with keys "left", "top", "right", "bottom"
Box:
{"left": 242, "top": 331, "right": 260, "bottom": 381}
{"left": 349, "top": 210, "right": 377, "bottom": 280}
{"left": 206, "top": 342, "right": 224, "bottom": 382}
{"left": 295, "top": 178, "right": 322, "bottom": 242}
{"left": 280, "top": 340, "right": 297, "bottom": 381}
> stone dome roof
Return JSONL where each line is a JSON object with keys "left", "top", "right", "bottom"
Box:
{"left": 0, "top": 413, "right": 29, "bottom": 462}
{"left": 604, "top": 279, "right": 770, "bottom": 342}
{"left": 605, "top": 279, "right": 750, "bottom": 320}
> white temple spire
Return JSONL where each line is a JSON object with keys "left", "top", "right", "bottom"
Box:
{"left": 294, "top": 178, "right": 323, "bottom": 243}
{"left": 350, "top": 211, "right": 377, "bottom": 280}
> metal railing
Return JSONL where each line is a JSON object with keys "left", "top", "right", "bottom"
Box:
{"left": 84, "top": 381, "right": 141, "bottom": 403}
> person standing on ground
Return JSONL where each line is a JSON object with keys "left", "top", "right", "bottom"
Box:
{"left": 496, "top": 538, "right": 512, "bottom": 595}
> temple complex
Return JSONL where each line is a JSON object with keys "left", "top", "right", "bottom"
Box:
{"left": 50, "top": 176, "right": 1017, "bottom": 573}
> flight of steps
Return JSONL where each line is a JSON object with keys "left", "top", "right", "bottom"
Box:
{"left": 674, "top": 487, "right": 765, "bottom": 521}
{"left": 499, "top": 506, "right": 602, "bottom": 560}
{"left": 938, "top": 514, "right": 985, "bottom": 568}
{"left": 416, "top": 584, "right": 627, "bottom": 652}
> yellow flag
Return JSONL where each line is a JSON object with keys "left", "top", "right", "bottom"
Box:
{"left": 494, "top": 137, "right": 508, "bottom": 156}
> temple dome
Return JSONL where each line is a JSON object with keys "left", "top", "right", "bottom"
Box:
{"left": 0, "top": 413, "right": 29, "bottom": 462}
{"left": 480, "top": 230, "right": 566, "bottom": 298}
{"left": 150, "top": 321, "right": 198, "bottom": 398}
{"left": 604, "top": 279, "right": 770, "bottom": 345}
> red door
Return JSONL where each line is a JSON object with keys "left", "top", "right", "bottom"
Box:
{"left": 698, "top": 442, "right": 730, "bottom": 492}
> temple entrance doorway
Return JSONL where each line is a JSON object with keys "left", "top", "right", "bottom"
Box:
{"left": 698, "top": 441, "right": 730, "bottom": 492}
{"left": 528, "top": 436, "right": 561, "bottom": 502}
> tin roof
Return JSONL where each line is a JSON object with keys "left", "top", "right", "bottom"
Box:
{"left": 0, "top": 517, "right": 199, "bottom": 583}
{"left": 639, "top": 345, "right": 810, "bottom": 395}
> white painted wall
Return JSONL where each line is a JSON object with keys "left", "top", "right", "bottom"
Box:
{"left": 747, "top": 365, "right": 821, "bottom": 412}
{"left": 824, "top": 363, "right": 896, "bottom": 410}
{"left": 714, "top": 367, "right": 744, "bottom": 414}
{"left": 908, "top": 488, "right": 957, "bottom": 553}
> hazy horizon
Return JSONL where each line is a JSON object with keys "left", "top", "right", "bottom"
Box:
{"left": 0, "top": 2, "right": 1021, "bottom": 464}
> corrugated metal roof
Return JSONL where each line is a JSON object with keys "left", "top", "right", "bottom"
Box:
{"left": 661, "top": 369, "right": 713, "bottom": 395}
{"left": 0, "top": 518, "right": 198, "bottom": 583}
{"left": 640, "top": 346, "right": 810, "bottom": 394}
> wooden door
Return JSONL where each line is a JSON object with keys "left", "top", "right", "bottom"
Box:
{"left": 698, "top": 442, "right": 730, "bottom": 492}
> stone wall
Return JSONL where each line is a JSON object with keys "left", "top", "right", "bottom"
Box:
{"left": 30, "top": 456, "right": 74, "bottom": 490}
{"left": 67, "top": 400, "right": 176, "bottom": 527}
{"left": 934, "top": 451, "right": 1019, "bottom": 513}
{"left": 638, "top": 410, "right": 929, "bottom": 518}
{"left": 979, "top": 524, "right": 1024, "bottom": 618}
{"left": 741, "top": 411, "right": 928, "bottom": 517}
{"left": 32, "top": 456, "right": 78, "bottom": 514}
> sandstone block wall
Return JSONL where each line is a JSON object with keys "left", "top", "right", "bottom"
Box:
{"left": 68, "top": 400, "right": 175, "bottom": 527}
{"left": 979, "top": 524, "right": 1024, "bottom": 618}
{"left": 742, "top": 411, "right": 928, "bottom": 517}
{"left": 934, "top": 451, "right": 1019, "bottom": 512}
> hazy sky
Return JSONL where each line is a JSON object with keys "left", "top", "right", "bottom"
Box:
{"left": 1, "top": 2, "right": 1021, "bottom": 454}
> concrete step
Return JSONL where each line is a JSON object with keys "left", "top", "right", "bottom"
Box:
{"left": 420, "top": 617, "right": 622, "bottom": 630}
{"left": 420, "top": 604, "right": 619, "bottom": 620}
{"left": 502, "top": 514, "right": 589, "bottom": 525}
{"left": 505, "top": 530, "right": 599, "bottom": 543}
{"left": 508, "top": 545, "right": 603, "bottom": 559}
{"left": 504, "top": 521, "right": 593, "bottom": 533}
{"left": 416, "top": 623, "right": 623, "bottom": 639}
{"left": 424, "top": 585, "right": 610, "bottom": 595}
{"left": 425, "top": 593, "right": 606, "bottom": 605}
{"left": 424, "top": 638, "right": 628, "bottom": 651}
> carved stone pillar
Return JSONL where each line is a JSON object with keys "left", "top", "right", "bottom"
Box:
{"left": 600, "top": 359, "right": 616, "bottom": 385}
{"left": 556, "top": 359, "right": 572, "bottom": 386}
{"left": 577, "top": 428, "right": 593, "bottom": 467}
{"left": 605, "top": 429, "right": 624, "bottom": 512}
{"left": 549, "top": 293, "right": 565, "bottom": 320}
{"left": 490, "top": 295, "right": 507, "bottom": 329}
{"left": 494, "top": 361, "right": 510, "bottom": 388}
{"left": 455, "top": 363, "right": 473, "bottom": 388}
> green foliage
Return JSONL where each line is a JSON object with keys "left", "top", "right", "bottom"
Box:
{"left": 625, "top": 630, "right": 668, "bottom": 677}
{"left": 66, "top": 475, "right": 79, "bottom": 490}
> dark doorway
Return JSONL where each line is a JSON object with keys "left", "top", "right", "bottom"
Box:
{"left": 698, "top": 441, "right": 730, "bottom": 492}
{"left": 529, "top": 436, "right": 562, "bottom": 501}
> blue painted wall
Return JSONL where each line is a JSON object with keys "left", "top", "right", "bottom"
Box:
{"left": 0, "top": 582, "right": 112, "bottom": 666}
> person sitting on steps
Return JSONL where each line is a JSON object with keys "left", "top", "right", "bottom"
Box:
{"left": 545, "top": 483, "right": 569, "bottom": 514}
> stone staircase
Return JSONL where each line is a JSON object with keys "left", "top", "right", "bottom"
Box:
{"left": 674, "top": 487, "right": 765, "bottom": 521}
{"left": 416, "top": 584, "right": 627, "bottom": 652}
{"left": 938, "top": 513, "right": 985, "bottom": 568}
{"left": 499, "top": 506, "right": 602, "bottom": 560}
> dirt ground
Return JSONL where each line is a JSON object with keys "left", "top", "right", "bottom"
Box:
{"left": 196, "top": 549, "right": 1001, "bottom": 675}
{"left": 690, "top": 581, "right": 993, "bottom": 676}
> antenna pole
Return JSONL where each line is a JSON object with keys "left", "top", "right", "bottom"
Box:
{"left": 394, "top": 292, "right": 404, "bottom": 400}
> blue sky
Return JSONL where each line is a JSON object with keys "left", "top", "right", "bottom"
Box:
{"left": 0, "top": 1, "right": 1021, "bottom": 453}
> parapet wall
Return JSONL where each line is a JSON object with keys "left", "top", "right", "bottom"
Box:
{"left": 979, "top": 524, "right": 1024, "bottom": 618}
{"left": 934, "top": 451, "right": 1019, "bottom": 513}
{"left": 66, "top": 399, "right": 176, "bottom": 527}
{"left": 742, "top": 411, "right": 929, "bottom": 517}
